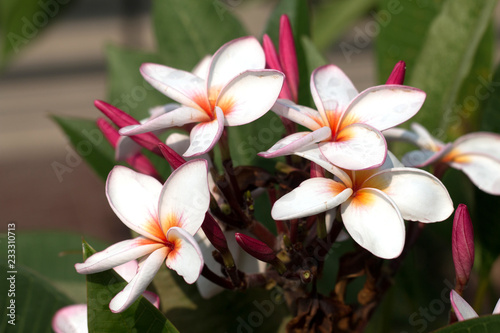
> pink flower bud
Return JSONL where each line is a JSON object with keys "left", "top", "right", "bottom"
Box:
{"left": 452, "top": 204, "right": 474, "bottom": 292}
{"left": 202, "top": 213, "right": 229, "bottom": 254}
{"left": 279, "top": 15, "right": 299, "bottom": 103}
{"left": 94, "top": 100, "right": 162, "bottom": 154}
{"left": 385, "top": 61, "right": 406, "bottom": 85}
{"left": 235, "top": 233, "right": 276, "bottom": 263}
{"left": 158, "top": 142, "right": 186, "bottom": 170}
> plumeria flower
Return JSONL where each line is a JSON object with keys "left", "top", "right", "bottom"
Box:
{"left": 75, "top": 159, "right": 210, "bottom": 312}
{"left": 119, "top": 36, "right": 284, "bottom": 157}
{"left": 271, "top": 151, "right": 453, "bottom": 259}
{"left": 450, "top": 290, "right": 500, "bottom": 321}
{"left": 385, "top": 122, "right": 500, "bottom": 195}
{"left": 53, "top": 261, "right": 160, "bottom": 333}
{"left": 164, "top": 132, "right": 266, "bottom": 298}
{"left": 259, "top": 64, "right": 426, "bottom": 170}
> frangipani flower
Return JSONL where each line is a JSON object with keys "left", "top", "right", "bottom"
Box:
{"left": 450, "top": 290, "right": 500, "bottom": 321}
{"left": 259, "top": 64, "right": 426, "bottom": 170}
{"left": 52, "top": 261, "right": 160, "bottom": 333}
{"left": 387, "top": 123, "right": 500, "bottom": 195}
{"left": 75, "top": 160, "right": 210, "bottom": 312}
{"left": 120, "top": 36, "right": 285, "bottom": 157}
{"left": 272, "top": 152, "right": 453, "bottom": 259}
{"left": 452, "top": 204, "right": 474, "bottom": 293}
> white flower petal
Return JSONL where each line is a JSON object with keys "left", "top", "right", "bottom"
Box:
{"left": 52, "top": 304, "right": 87, "bottom": 333}
{"left": 75, "top": 237, "right": 162, "bottom": 274}
{"left": 363, "top": 168, "right": 453, "bottom": 222}
{"left": 119, "top": 106, "right": 210, "bottom": 136}
{"left": 159, "top": 159, "right": 210, "bottom": 236}
{"left": 106, "top": 166, "right": 165, "bottom": 241}
{"left": 453, "top": 132, "right": 500, "bottom": 158}
{"left": 142, "top": 290, "right": 161, "bottom": 309}
{"left": 272, "top": 99, "right": 325, "bottom": 131}
{"left": 115, "top": 136, "right": 142, "bottom": 161}
{"left": 411, "top": 122, "right": 444, "bottom": 150}
{"left": 271, "top": 177, "right": 352, "bottom": 220}
{"left": 217, "top": 70, "right": 284, "bottom": 126}
{"left": 166, "top": 227, "right": 204, "bottom": 284}
{"left": 207, "top": 36, "right": 265, "bottom": 101}
{"left": 192, "top": 55, "right": 212, "bottom": 79}
{"left": 340, "top": 85, "right": 426, "bottom": 131}
{"left": 451, "top": 154, "right": 500, "bottom": 195}
{"left": 493, "top": 298, "right": 500, "bottom": 315}
{"left": 320, "top": 123, "right": 387, "bottom": 170}
{"left": 259, "top": 128, "right": 331, "bottom": 158}
{"left": 450, "top": 290, "right": 478, "bottom": 321}
{"left": 310, "top": 65, "right": 358, "bottom": 121}
{"left": 113, "top": 260, "right": 139, "bottom": 282}
{"left": 341, "top": 188, "right": 405, "bottom": 259}
{"left": 109, "top": 247, "right": 169, "bottom": 313}
{"left": 294, "top": 146, "right": 353, "bottom": 187}
{"left": 183, "top": 107, "right": 225, "bottom": 156}
{"left": 141, "top": 63, "right": 210, "bottom": 110}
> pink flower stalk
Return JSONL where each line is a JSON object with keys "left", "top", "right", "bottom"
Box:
{"left": 450, "top": 290, "right": 500, "bottom": 321}
{"left": 94, "top": 100, "right": 162, "bottom": 155}
{"left": 97, "top": 118, "right": 160, "bottom": 179}
{"left": 385, "top": 123, "right": 500, "bottom": 195}
{"left": 259, "top": 65, "right": 426, "bottom": 170}
{"left": 452, "top": 204, "right": 474, "bottom": 293}
{"left": 53, "top": 261, "right": 160, "bottom": 333}
{"left": 385, "top": 61, "right": 406, "bottom": 85}
{"left": 119, "top": 37, "right": 284, "bottom": 157}
{"left": 75, "top": 160, "right": 210, "bottom": 312}
{"left": 262, "top": 15, "right": 299, "bottom": 103}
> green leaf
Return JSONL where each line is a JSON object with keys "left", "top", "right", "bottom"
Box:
{"left": 83, "top": 240, "right": 178, "bottom": 333}
{"left": 431, "top": 315, "right": 500, "bottom": 333}
{"left": 0, "top": 231, "right": 108, "bottom": 303}
{"left": 313, "top": 0, "right": 378, "bottom": 51}
{"left": 0, "top": 263, "right": 73, "bottom": 333}
{"left": 264, "top": 0, "right": 311, "bottom": 106}
{"left": 152, "top": 0, "right": 246, "bottom": 71}
{"left": 408, "top": 0, "right": 497, "bottom": 140}
{"left": 51, "top": 115, "right": 116, "bottom": 181}
{"left": 375, "top": 0, "right": 440, "bottom": 84}
{"left": 152, "top": 265, "right": 290, "bottom": 332}
{"left": 106, "top": 45, "right": 168, "bottom": 120}
{"left": 301, "top": 36, "right": 327, "bottom": 79}
{"left": 479, "top": 63, "right": 500, "bottom": 133}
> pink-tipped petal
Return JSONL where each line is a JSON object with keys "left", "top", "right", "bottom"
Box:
{"left": 207, "top": 36, "right": 265, "bottom": 101}
{"left": 52, "top": 304, "right": 88, "bottom": 333}
{"left": 279, "top": 15, "right": 299, "bottom": 102}
{"left": 493, "top": 298, "right": 500, "bottom": 315}
{"left": 120, "top": 106, "right": 210, "bottom": 136}
{"left": 158, "top": 159, "right": 210, "bottom": 235}
{"left": 109, "top": 247, "right": 169, "bottom": 313}
{"left": 340, "top": 85, "right": 426, "bottom": 131}
{"left": 363, "top": 168, "right": 454, "bottom": 222}
{"left": 258, "top": 128, "right": 331, "bottom": 158}
{"left": 75, "top": 237, "right": 162, "bottom": 274}
{"left": 140, "top": 63, "right": 210, "bottom": 111}
{"left": 272, "top": 99, "right": 325, "bottom": 131}
{"left": 385, "top": 61, "right": 406, "bottom": 85}
{"left": 271, "top": 177, "right": 353, "bottom": 220}
{"left": 320, "top": 123, "right": 387, "bottom": 170}
{"left": 217, "top": 70, "right": 284, "bottom": 126}
{"left": 106, "top": 166, "right": 165, "bottom": 241}
{"left": 311, "top": 65, "right": 358, "bottom": 120}
{"left": 450, "top": 290, "right": 478, "bottom": 321}
{"left": 166, "top": 227, "right": 204, "bottom": 284}
{"left": 450, "top": 154, "right": 500, "bottom": 195}
{"left": 341, "top": 188, "right": 405, "bottom": 259}
{"left": 184, "top": 107, "right": 225, "bottom": 156}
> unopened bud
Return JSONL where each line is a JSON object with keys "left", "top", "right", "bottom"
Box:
{"left": 158, "top": 143, "right": 186, "bottom": 170}
{"left": 452, "top": 204, "right": 474, "bottom": 293}
{"left": 235, "top": 233, "right": 286, "bottom": 274}
{"left": 385, "top": 61, "right": 406, "bottom": 85}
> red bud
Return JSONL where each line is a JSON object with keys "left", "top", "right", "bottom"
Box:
{"left": 385, "top": 61, "right": 406, "bottom": 85}
{"left": 452, "top": 204, "right": 474, "bottom": 293}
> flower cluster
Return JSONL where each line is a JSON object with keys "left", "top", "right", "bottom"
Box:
{"left": 65, "top": 13, "right": 500, "bottom": 332}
